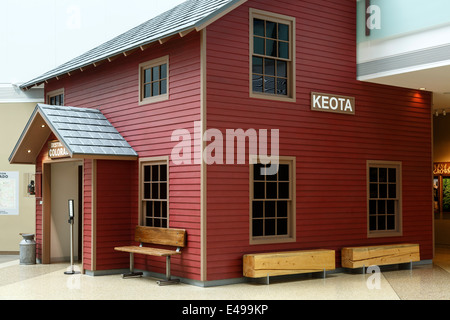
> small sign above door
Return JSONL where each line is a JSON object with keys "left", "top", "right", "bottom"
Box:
{"left": 48, "top": 140, "right": 70, "bottom": 159}
{"left": 311, "top": 92, "right": 355, "bottom": 115}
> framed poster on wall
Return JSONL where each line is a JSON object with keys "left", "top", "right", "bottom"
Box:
{"left": 0, "top": 171, "right": 19, "bottom": 215}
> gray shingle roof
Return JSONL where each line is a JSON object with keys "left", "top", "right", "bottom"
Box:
{"left": 9, "top": 104, "right": 138, "bottom": 163}
{"left": 39, "top": 104, "right": 138, "bottom": 157}
{"left": 20, "top": 0, "right": 245, "bottom": 89}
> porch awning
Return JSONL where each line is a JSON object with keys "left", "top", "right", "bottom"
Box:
{"left": 9, "top": 104, "right": 138, "bottom": 164}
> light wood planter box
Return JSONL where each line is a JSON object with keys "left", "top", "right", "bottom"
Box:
{"left": 243, "top": 249, "right": 335, "bottom": 278}
{"left": 341, "top": 244, "right": 420, "bottom": 269}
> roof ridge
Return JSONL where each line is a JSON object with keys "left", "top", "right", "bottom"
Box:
{"left": 20, "top": 0, "right": 245, "bottom": 89}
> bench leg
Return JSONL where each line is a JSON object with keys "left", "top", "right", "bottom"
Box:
{"left": 122, "top": 252, "right": 143, "bottom": 278}
{"left": 156, "top": 256, "right": 180, "bottom": 286}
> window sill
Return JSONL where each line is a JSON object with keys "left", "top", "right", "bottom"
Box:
{"left": 250, "top": 92, "right": 296, "bottom": 103}
{"left": 250, "top": 235, "right": 296, "bottom": 245}
{"left": 139, "top": 94, "right": 169, "bottom": 106}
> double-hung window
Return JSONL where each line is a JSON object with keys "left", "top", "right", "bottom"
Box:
{"left": 250, "top": 156, "right": 296, "bottom": 244}
{"left": 140, "top": 158, "right": 169, "bottom": 228}
{"left": 367, "top": 161, "right": 402, "bottom": 237}
{"left": 250, "top": 9, "right": 295, "bottom": 101}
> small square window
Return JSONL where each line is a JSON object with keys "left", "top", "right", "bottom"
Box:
{"left": 139, "top": 56, "right": 169, "bottom": 105}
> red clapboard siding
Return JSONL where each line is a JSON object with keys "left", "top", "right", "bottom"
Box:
{"left": 205, "top": 0, "right": 433, "bottom": 281}
{"left": 44, "top": 32, "right": 203, "bottom": 280}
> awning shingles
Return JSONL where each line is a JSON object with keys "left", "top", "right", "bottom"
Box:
{"left": 9, "top": 104, "right": 138, "bottom": 164}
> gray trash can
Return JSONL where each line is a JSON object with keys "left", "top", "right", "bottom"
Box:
{"left": 19, "top": 233, "right": 36, "bottom": 265}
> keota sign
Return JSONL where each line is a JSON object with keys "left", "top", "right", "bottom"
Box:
{"left": 48, "top": 140, "right": 70, "bottom": 159}
{"left": 311, "top": 92, "right": 355, "bottom": 115}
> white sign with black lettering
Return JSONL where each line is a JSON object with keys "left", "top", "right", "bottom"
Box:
{"left": 0, "top": 171, "right": 19, "bottom": 215}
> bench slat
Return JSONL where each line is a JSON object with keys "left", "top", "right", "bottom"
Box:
{"left": 135, "top": 226, "right": 186, "bottom": 247}
{"left": 115, "top": 246, "right": 181, "bottom": 257}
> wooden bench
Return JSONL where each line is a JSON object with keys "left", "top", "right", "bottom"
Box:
{"left": 341, "top": 244, "right": 420, "bottom": 269}
{"left": 114, "top": 226, "right": 186, "bottom": 286}
{"left": 243, "top": 249, "right": 335, "bottom": 284}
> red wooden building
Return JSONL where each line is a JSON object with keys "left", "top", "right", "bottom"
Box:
{"left": 11, "top": 0, "right": 433, "bottom": 286}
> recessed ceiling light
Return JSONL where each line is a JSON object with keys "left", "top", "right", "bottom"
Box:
{"left": 419, "top": 88, "right": 427, "bottom": 90}
{"left": 27, "top": 150, "right": 32, "bottom": 153}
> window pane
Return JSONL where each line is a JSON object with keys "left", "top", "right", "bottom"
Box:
{"left": 379, "top": 168, "right": 387, "bottom": 182}
{"left": 278, "top": 164, "right": 289, "bottom": 181}
{"left": 264, "top": 76, "right": 275, "bottom": 94}
{"left": 252, "top": 75, "right": 263, "bottom": 92}
{"left": 253, "top": 56, "right": 263, "bottom": 74}
{"left": 277, "top": 78, "right": 287, "bottom": 95}
{"left": 388, "top": 184, "right": 396, "bottom": 199}
{"left": 278, "top": 42, "right": 289, "bottom": 59}
{"left": 386, "top": 200, "right": 395, "bottom": 214}
{"left": 265, "top": 39, "right": 277, "bottom": 57}
{"left": 152, "top": 66, "right": 160, "bottom": 81}
{"left": 160, "top": 64, "right": 167, "bottom": 79}
{"left": 388, "top": 168, "right": 396, "bottom": 183}
{"left": 278, "top": 23, "right": 289, "bottom": 41}
{"left": 264, "top": 59, "right": 275, "bottom": 75}
{"left": 254, "top": 19, "right": 265, "bottom": 36}
{"left": 277, "top": 201, "right": 288, "bottom": 217}
{"left": 160, "top": 80, "right": 167, "bottom": 95}
{"left": 277, "top": 60, "right": 287, "bottom": 77}
{"left": 369, "top": 168, "right": 378, "bottom": 182}
{"left": 152, "top": 82, "right": 159, "bottom": 96}
{"left": 266, "top": 182, "right": 277, "bottom": 199}
{"left": 152, "top": 183, "right": 159, "bottom": 199}
{"left": 369, "top": 216, "right": 377, "bottom": 231}
{"left": 254, "top": 36, "right": 265, "bottom": 55}
{"left": 279, "top": 182, "right": 289, "bottom": 199}
{"left": 162, "top": 202, "right": 167, "bottom": 218}
{"left": 277, "top": 218, "right": 288, "bottom": 235}
{"left": 265, "top": 201, "right": 276, "bottom": 217}
{"left": 253, "top": 219, "right": 263, "bottom": 237}
{"left": 160, "top": 165, "right": 167, "bottom": 181}
{"left": 144, "top": 166, "right": 151, "bottom": 182}
{"left": 253, "top": 164, "right": 265, "bottom": 181}
{"left": 377, "top": 200, "right": 385, "bottom": 214}
{"left": 369, "top": 183, "right": 378, "bottom": 198}
{"left": 387, "top": 215, "right": 395, "bottom": 230}
{"left": 144, "top": 84, "right": 151, "bottom": 98}
{"left": 160, "top": 183, "right": 167, "bottom": 199}
{"left": 144, "top": 68, "right": 152, "bottom": 83}
{"left": 60, "top": 95, "right": 64, "bottom": 106}
{"left": 379, "top": 184, "right": 387, "bottom": 198}
{"left": 154, "top": 218, "right": 161, "bottom": 228}
{"left": 265, "top": 219, "right": 276, "bottom": 236}
{"left": 144, "top": 183, "right": 151, "bottom": 199}
{"left": 152, "top": 165, "right": 159, "bottom": 181}
{"left": 369, "top": 200, "right": 377, "bottom": 215}
{"left": 266, "top": 21, "right": 277, "bottom": 39}
{"left": 252, "top": 201, "right": 264, "bottom": 218}
{"left": 154, "top": 201, "right": 161, "bottom": 217}
{"left": 378, "top": 215, "right": 386, "bottom": 230}
{"left": 254, "top": 182, "right": 265, "bottom": 199}
{"left": 145, "top": 201, "right": 152, "bottom": 217}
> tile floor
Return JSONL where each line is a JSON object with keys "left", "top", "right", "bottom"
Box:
{"left": 0, "top": 247, "right": 449, "bottom": 301}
